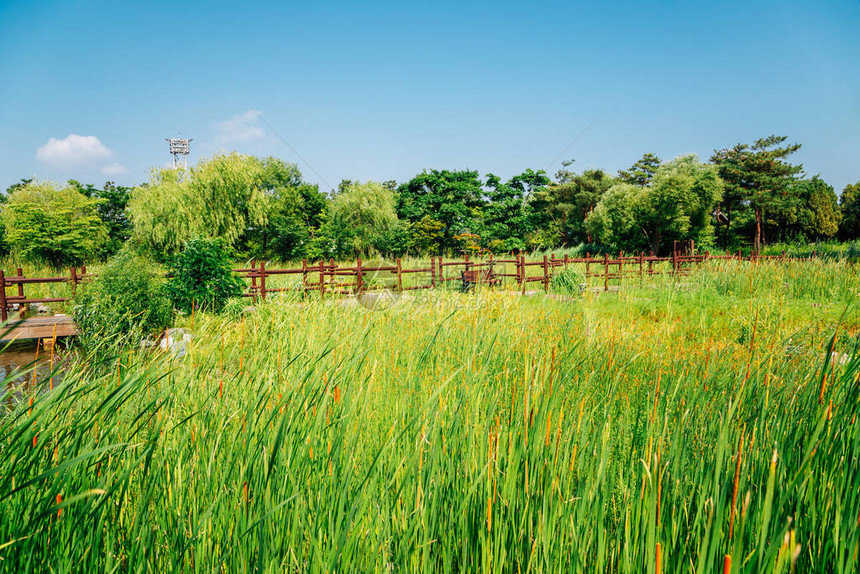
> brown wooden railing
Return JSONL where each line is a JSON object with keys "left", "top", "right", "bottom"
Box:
{"left": 0, "top": 267, "right": 88, "bottom": 322}
{"left": 0, "top": 248, "right": 831, "bottom": 321}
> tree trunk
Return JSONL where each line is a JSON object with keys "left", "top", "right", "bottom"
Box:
{"left": 754, "top": 209, "right": 763, "bottom": 255}
{"left": 649, "top": 229, "right": 661, "bottom": 256}
{"left": 724, "top": 204, "right": 732, "bottom": 249}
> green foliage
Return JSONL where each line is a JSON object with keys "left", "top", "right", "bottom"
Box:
{"left": 409, "top": 216, "right": 445, "bottom": 255}
{"left": 0, "top": 180, "right": 109, "bottom": 267}
{"left": 586, "top": 155, "right": 723, "bottom": 254}
{"left": 793, "top": 177, "right": 841, "bottom": 240}
{"left": 583, "top": 182, "right": 642, "bottom": 252}
{"left": 617, "top": 152, "right": 662, "bottom": 186}
{"left": 397, "top": 170, "right": 485, "bottom": 253}
{"left": 69, "top": 180, "right": 134, "bottom": 256}
{"left": 482, "top": 169, "right": 550, "bottom": 252}
{"left": 166, "top": 237, "right": 244, "bottom": 313}
{"left": 241, "top": 158, "right": 327, "bottom": 261}
{"left": 128, "top": 153, "right": 268, "bottom": 258}
{"left": 73, "top": 248, "right": 173, "bottom": 350}
{"left": 840, "top": 182, "right": 860, "bottom": 240}
{"left": 539, "top": 168, "right": 615, "bottom": 246}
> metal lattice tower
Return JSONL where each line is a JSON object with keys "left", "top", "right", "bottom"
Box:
{"left": 166, "top": 137, "right": 192, "bottom": 169}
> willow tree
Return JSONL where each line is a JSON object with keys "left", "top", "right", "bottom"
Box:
{"left": 316, "top": 180, "right": 402, "bottom": 258}
{"left": 128, "top": 153, "right": 268, "bottom": 257}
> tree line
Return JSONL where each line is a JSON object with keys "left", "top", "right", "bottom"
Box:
{"left": 2, "top": 134, "right": 860, "bottom": 267}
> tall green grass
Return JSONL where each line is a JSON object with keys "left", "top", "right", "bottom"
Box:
{"left": 1, "top": 262, "right": 859, "bottom": 572}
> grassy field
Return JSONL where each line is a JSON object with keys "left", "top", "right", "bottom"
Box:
{"left": 1, "top": 259, "right": 859, "bottom": 572}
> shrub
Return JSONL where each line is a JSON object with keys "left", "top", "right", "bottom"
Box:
{"left": 166, "top": 237, "right": 244, "bottom": 313}
{"left": 551, "top": 266, "right": 585, "bottom": 295}
{"left": 74, "top": 248, "right": 173, "bottom": 350}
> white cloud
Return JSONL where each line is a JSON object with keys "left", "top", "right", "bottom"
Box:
{"left": 101, "top": 162, "right": 128, "bottom": 175}
{"left": 36, "top": 134, "right": 127, "bottom": 175}
{"left": 214, "top": 110, "right": 265, "bottom": 144}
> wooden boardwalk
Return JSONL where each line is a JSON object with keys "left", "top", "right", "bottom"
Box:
{"left": 0, "top": 316, "right": 77, "bottom": 342}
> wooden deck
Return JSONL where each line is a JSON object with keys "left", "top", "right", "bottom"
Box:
{"left": 0, "top": 316, "right": 78, "bottom": 341}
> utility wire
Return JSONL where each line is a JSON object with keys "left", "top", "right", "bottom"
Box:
{"left": 544, "top": 110, "right": 606, "bottom": 173}
{"left": 257, "top": 114, "right": 334, "bottom": 191}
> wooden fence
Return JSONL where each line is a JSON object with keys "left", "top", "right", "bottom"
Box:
{"left": 0, "top": 249, "right": 830, "bottom": 320}
{"left": 0, "top": 267, "right": 88, "bottom": 322}
{"left": 233, "top": 249, "right": 815, "bottom": 301}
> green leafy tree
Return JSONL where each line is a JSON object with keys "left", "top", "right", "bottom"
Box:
{"left": 586, "top": 155, "right": 723, "bottom": 254}
{"left": 1, "top": 180, "right": 108, "bottom": 267}
{"left": 583, "top": 183, "right": 643, "bottom": 252}
{"left": 241, "top": 158, "right": 327, "bottom": 261}
{"left": 166, "top": 237, "right": 244, "bottom": 313}
{"left": 839, "top": 182, "right": 860, "bottom": 240}
{"left": 129, "top": 153, "right": 268, "bottom": 258}
{"left": 409, "top": 216, "right": 445, "bottom": 255}
{"left": 538, "top": 169, "right": 614, "bottom": 245}
{"left": 0, "top": 179, "right": 31, "bottom": 257}
{"left": 617, "top": 153, "right": 662, "bottom": 186}
{"left": 711, "top": 136, "right": 803, "bottom": 253}
{"left": 640, "top": 155, "right": 724, "bottom": 253}
{"left": 69, "top": 180, "right": 134, "bottom": 256}
{"left": 314, "top": 181, "right": 401, "bottom": 259}
{"left": 397, "top": 170, "right": 485, "bottom": 253}
{"left": 483, "top": 169, "right": 550, "bottom": 252}
{"left": 789, "top": 178, "right": 841, "bottom": 241}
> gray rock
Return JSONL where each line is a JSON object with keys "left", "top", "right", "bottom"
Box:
{"left": 159, "top": 328, "right": 193, "bottom": 358}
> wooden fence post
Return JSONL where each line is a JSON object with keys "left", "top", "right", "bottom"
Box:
{"left": 0, "top": 270, "right": 6, "bottom": 322}
{"left": 319, "top": 261, "right": 326, "bottom": 298}
{"left": 515, "top": 255, "right": 522, "bottom": 286}
{"left": 259, "top": 260, "right": 266, "bottom": 301}
{"left": 639, "top": 253, "right": 644, "bottom": 281}
{"left": 396, "top": 258, "right": 403, "bottom": 292}
{"left": 302, "top": 259, "right": 308, "bottom": 292}
{"left": 543, "top": 255, "right": 549, "bottom": 292}
{"left": 355, "top": 256, "right": 363, "bottom": 294}
{"left": 16, "top": 268, "right": 24, "bottom": 301}
{"left": 70, "top": 267, "right": 77, "bottom": 298}
{"left": 438, "top": 256, "right": 444, "bottom": 284}
{"left": 672, "top": 250, "right": 678, "bottom": 276}
{"left": 604, "top": 253, "right": 609, "bottom": 292}
{"left": 250, "top": 261, "right": 257, "bottom": 295}
{"left": 520, "top": 255, "right": 527, "bottom": 295}
{"left": 430, "top": 257, "right": 436, "bottom": 288}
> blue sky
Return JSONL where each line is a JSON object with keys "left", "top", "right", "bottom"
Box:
{"left": 1, "top": 0, "right": 857, "bottom": 194}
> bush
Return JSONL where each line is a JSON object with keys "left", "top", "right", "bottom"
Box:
{"left": 166, "top": 237, "right": 244, "bottom": 313}
{"left": 74, "top": 248, "right": 173, "bottom": 350}
{"left": 551, "top": 266, "right": 585, "bottom": 295}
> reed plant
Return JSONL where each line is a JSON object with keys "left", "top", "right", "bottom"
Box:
{"left": 0, "top": 262, "right": 858, "bottom": 572}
